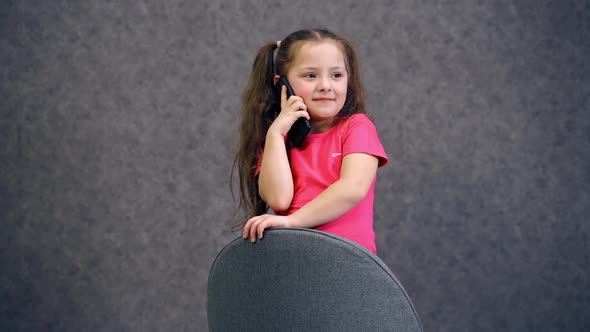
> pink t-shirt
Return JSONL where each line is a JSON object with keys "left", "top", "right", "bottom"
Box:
{"left": 260, "top": 114, "right": 388, "bottom": 253}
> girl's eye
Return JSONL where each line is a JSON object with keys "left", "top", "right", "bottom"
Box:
{"left": 304, "top": 73, "right": 316, "bottom": 78}
{"left": 333, "top": 72, "right": 343, "bottom": 78}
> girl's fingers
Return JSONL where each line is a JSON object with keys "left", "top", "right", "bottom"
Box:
{"left": 251, "top": 221, "right": 259, "bottom": 242}
{"left": 288, "top": 97, "right": 305, "bottom": 110}
{"left": 297, "top": 110, "right": 311, "bottom": 120}
{"left": 257, "top": 220, "right": 267, "bottom": 239}
{"left": 250, "top": 218, "right": 262, "bottom": 242}
{"left": 281, "top": 95, "right": 304, "bottom": 114}
{"left": 243, "top": 217, "right": 254, "bottom": 238}
{"left": 280, "top": 85, "right": 287, "bottom": 110}
{"left": 243, "top": 215, "right": 261, "bottom": 239}
{"left": 286, "top": 101, "right": 307, "bottom": 121}
{"left": 244, "top": 215, "right": 282, "bottom": 243}
{"left": 244, "top": 217, "right": 269, "bottom": 242}
{"left": 293, "top": 101, "right": 307, "bottom": 113}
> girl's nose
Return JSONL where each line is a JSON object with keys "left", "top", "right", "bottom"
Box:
{"left": 318, "top": 77, "right": 331, "bottom": 91}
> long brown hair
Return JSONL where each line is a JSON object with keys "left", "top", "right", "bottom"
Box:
{"left": 232, "top": 28, "right": 368, "bottom": 229}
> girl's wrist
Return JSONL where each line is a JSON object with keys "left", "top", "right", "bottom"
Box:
{"left": 266, "top": 129, "right": 288, "bottom": 143}
{"left": 286, "top": 214, "right": 298, "bottom": 228}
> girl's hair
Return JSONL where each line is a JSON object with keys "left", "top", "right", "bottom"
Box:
{"left": 232, "top": 28, "right": 368, "bottom": 229}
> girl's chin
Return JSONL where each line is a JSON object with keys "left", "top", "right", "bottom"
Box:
{"left": 308, "top": 109, "right": 341, "bottom": 119}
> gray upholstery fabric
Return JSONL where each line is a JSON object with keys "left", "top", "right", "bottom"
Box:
{"left": 207, "top": 228, "right": 422, "bottom": 331}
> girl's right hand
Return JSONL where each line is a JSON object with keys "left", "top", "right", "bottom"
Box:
{"left": 268, "top": 85, "right": 310, "bottom": 137}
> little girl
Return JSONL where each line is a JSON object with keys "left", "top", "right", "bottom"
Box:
{"left": 234, "top": 28, "right": 388, "bottom": 254}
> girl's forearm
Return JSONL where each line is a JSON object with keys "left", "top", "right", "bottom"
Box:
{"left": 288, "top": 178, "right": 367, "bottom": 228}
{"left": 258, "top": 131, "right": 293, "bottom": 211}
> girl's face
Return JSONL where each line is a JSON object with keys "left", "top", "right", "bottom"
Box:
{"left": 286, "top": 40, "right": 348, "bottom": 133}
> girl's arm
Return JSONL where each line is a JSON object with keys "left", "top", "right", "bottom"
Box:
{"left": 288, "top": 152, "right": 378, "bottom": 228}
{"left": 258, "top": 85, "right": 309, "bottom": 212}
{"left": 244, "top": 152, "right": 378, "bottom": 241}
{"left": 258, "top": 130, "right": 293, "bottom": 211}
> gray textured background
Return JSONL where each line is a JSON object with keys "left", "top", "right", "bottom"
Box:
{"left": 1, "top": 1, "right": 589, "bottom": 331}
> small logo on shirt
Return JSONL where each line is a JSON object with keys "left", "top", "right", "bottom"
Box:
{"left": 331, "top": 152, "right": 342, "bottom": 157}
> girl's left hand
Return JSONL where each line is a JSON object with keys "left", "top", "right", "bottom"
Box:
{"left": 243, "top": 214, "right": 293, "bottom": 243}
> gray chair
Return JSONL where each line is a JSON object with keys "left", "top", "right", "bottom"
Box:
{"left": 207, "top": 228, "right": 423, "bottom": 331}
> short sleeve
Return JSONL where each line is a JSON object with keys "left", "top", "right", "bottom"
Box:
{"left": 341, "top": 114, "right": 388, "bottom": 167}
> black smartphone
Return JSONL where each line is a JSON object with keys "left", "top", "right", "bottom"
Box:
{"left": 272, "top": 76, "right": 311, "bottom": 148}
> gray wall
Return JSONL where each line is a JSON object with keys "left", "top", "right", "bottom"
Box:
{"left": 2, "top": 1, "right": 588, "bottom": 331}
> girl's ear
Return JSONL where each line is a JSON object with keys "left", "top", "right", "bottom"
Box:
{"left": 273, "top": 75, "right": 280, "bottom": 85}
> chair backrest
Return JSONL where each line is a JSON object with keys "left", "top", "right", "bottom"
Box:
{"left": 207, "top": 228, "right": 423, "bottom": 331}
